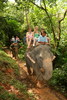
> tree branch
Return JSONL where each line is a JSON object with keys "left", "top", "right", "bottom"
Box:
{"left": 43, "top": 0, "right": 46, "bottom": 9}
{"left": 30, "top": 1, "right": 46, "bottom": 11}
{"left": 42, "top": 0, "right": 56, "bottom": 42}
{"left": 59, "top": 9, "right": 67, "bottom": 22}
{"left": 30, "top": 0, "right": 56, "bottom": 42}
{"left": 58, "top": 9, "right": 67, "bottom": 44}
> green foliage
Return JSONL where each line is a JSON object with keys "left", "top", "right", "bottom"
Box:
{"left": 4, "top": 2, "right": 24, "bottom": 23}
{"left": 0, "top": 0, "right": 7, "bottom": 12}
{"left": 49, "top": 63, "right": 67, "bottom": 96}
{"left": 0, "top": 50, "right": 20, "bottom": 76}
{"left": 0, "top": 41, "right": 5, "bottom": 48}
{"left": 0, "top": 17, "right": 22, "bottom": 46}
{"left": 0, "top": 50, "right": 35, "bottom": 100}
{"left": 52, "top": 41, "right": 67, "bottom": 68}
{"left": 49, "top": 42, "right": 67, "bottom": 96}
{"left": 9, "top": 79, "right": 27, "bottom": 94}
{"left": 18, "top": 43, "right": 27, "bottom": 60}
{"left": 0, "top": 86, "right": 19, "bottom": 100}
{"left": 0, "top": 0, "right": 67, "bottom": 97}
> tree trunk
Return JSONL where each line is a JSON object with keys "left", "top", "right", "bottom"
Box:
{"left": 26, "top": 12, "right": 30, "bottom": 28}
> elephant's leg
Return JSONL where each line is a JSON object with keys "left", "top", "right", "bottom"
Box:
{"left": 12, "top": 49, "right": 15, "bottom": 57}
{"left": 32, "top": 70, "right": 36, "bottom": 75}
{"left": 26, "top": 60, "right": 32, "bottom": 75}
{"left": 15, "top": 48, "right": 18, "bottom": 59}
{"left": 32, "top": 64, "right": 44, "bottom": 81}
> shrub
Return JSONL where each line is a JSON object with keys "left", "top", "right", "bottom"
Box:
{"left": 18, "top": 43, "right": 27, "bottom": 60}
{"left": 49, "top": 63, "right": 67, "bottom": 96}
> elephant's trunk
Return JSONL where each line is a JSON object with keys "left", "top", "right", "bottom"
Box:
{"left": 42, "top": 58, "right": 53, "bottom": 80}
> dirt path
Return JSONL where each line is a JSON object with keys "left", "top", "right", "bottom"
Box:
{"left": 5, "top": 49, "right": 67, "bottom": 100}
{"left": 18, "top": 61, "right": 67, "bottom": 100}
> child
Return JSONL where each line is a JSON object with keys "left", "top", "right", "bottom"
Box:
{"left": 26, "top": 28, "right": 33, "bottom": 49}
{"left": 33, "top": 26, "right": 40, "bottom": 46}
{"left": 38, "top": 31, "right": 49, "bottom": 45}
{"left": 41, "top": 28, "right": 50, "bottom": 44}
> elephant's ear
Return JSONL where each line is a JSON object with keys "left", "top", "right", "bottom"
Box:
{"left": 49, "top": 52, "right": 56, "bottom": 61}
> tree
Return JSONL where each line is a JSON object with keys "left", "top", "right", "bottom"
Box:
{"left": 4, "top": 2, "right": 24, "bottom": 23}
{"left": 19, "top": 0, "right": 67, "bottom": 48}
{"left": 0, "top": 0, "right": 8, "bottom": 11}
{"left": 15, "top": 0, "right": 31, "bottom": 28}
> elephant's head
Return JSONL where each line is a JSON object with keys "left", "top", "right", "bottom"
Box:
{"left": 26, "top": 45, "right": 55, "bottom": 81}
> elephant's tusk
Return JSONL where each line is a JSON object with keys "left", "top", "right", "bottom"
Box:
{"left": 27, "top": 53, "right": 35, "bottom": 64}
{"left": 52, "top": 56, "right": 56, "bottom": 61}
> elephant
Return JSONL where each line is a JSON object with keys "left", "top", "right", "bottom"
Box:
{"left": 25, "top": 45, "right": 55, "bottom": 81}
{"left": 10, "top": 43, "right": 19, "bottom": 59}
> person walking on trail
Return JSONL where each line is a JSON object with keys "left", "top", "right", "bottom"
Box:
{"left": 26, "top": 28, "right": 33, "bottom": 49}
{"left": 33, "top": 26, "right": 40, "bottom": 46}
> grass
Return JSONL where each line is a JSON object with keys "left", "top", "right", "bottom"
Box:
{"left": 0, "top": 86, "right": 20, "bottom": 100}
{"left": 0, "top": 50, "right": 35, "bottom": 100}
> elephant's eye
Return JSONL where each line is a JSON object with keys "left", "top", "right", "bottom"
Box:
{"left": 39, "top": 57, "right": 42, "bottom": 59}
{"left": 39, "top": 55, "right": 43, "bottom": 60}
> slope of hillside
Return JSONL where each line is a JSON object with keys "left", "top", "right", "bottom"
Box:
{"left": 0, "top": 50, "right": 35, "bottom": 100}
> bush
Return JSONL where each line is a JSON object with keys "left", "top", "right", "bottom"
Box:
{"left": 49, "top": 63, "right": 67, "bottom": 96}
{"left": 18, "top": 43, "right": 27, "bottom": 60}
{"left": 0, "top": 50, "right": 20, "bottom": 76}
{"left": 0, "top": 50, "right": 35, "bottom": 100}
{"left": 49, "top": 42, "right": 67, "bottom": 97}
{"left": 0, "top": 86, "right": 20, "bottom": 100}
{"left": 0, "top": 17, "right": 22, "bottom": 46}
